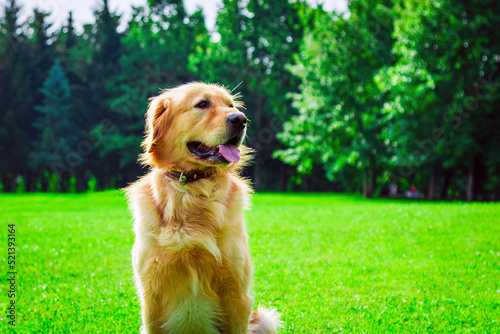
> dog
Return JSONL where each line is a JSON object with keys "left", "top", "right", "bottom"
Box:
{"left": 125, "top": 82, "right": 281, "bottom": 334}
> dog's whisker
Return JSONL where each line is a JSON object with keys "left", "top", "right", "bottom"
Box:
{"left": 231, "top": 81, "right": 244, "bottom": 93}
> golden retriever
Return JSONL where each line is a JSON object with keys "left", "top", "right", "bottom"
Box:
{"left": 125, "top": 82, "right": 281, "bottom": 334}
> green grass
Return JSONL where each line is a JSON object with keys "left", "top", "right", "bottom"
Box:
{"left": 0, "top": 191, "right": 499, "bottom": 333}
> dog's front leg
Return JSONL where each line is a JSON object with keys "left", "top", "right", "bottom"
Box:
{"left": 139, "top": 292, "right": 166, "bottom": 334}
{"left": 133, "top": 244, "right": 168, "bottom": 334}
{"left": 219, "top": 292, "right": 252, "bottom": 334}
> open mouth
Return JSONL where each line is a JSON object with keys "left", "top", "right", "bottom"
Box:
{"left": 187, "top": 136, "right": 241, "bottom": 163}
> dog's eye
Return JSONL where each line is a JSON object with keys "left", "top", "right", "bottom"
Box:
{"left": 195, "top": 100, "right": 209, "bottom": 109}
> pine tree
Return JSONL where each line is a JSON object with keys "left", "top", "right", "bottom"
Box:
{"left": 54, "top": 11, "right": 90, "bottom": 191}
{"left": 87, "top": 0, "right": 123, "bottom": 189}
{"left": 0, "top": 0, "right": 32, "bottom": 191}
{"left": 93, "top": 0, "right": 122, "bottom": 76}
{"left": 100, "top": 0, "right": 209, "bottom": 188}
{"left": 57, "top": 11, "right": 77, "bottom": 63}
{"left": 65, "top": 11, "right": 77, "bottom": 50}
{"left": 30, "top": 59, "right": 76, "bottom": 190}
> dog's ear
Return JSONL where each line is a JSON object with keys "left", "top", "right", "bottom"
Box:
{"left": 145, "top": 95, "right": 170, "bottom": 154}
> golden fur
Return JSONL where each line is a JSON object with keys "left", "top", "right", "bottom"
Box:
{"left": 125, "top": 82, "right": 280, "bottom": 334}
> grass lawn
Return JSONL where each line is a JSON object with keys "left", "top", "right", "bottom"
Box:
{"left": 0, "top": 191, "right": 499, "bottom": 333}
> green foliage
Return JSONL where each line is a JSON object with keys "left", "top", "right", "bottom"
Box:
{"left": 102, "top": 0, "right": 208, "bottom": 175}
{"left": 0, "top": 0, "right": 498, "bottom": 199}
{"left": 276, "top": 1, "right": 395, "bottom": 196}
{"left": 189, "top": 0, "right": 307, "bottom": 190}
{"left": 0, "top": 191, "right": 499, "bottom": 332}
{"left": 375, "top": 0, "right": 500, "bottom": 199}
{"left": 84, "top": 0, "right": 124, "bottom": 186}
{"left": 276, "top": 0, "right": 499, "bottom": 199}
{"left": 30, "top": 59, "right": 75, "bottom": 174}
{"left": 0, "top": 0, "right": 34, "bottom": 190}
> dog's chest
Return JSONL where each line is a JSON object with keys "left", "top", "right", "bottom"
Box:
{"left": 163, "top": 191, "right": 229, "bottom": 228}
{"left": 153, "top": 190, "right": 241, "bottom": 260}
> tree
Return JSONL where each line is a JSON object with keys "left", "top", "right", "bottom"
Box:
{"left": 377, "top": 0, "right": 500, "bottom": 200}
{"left": 1, "top": 0, "right": 498, "bottom": 197}
{"left": 190, "top": 0, "right": 307, "bottom": 190}
{"left": 30, "top": 59, "right": 76, "bottom": 190}
{"left": 57, "top": 11, "right": 78, "bottom": 63}
{"left": 275, "top": 0, "right": 395, "bottom": 197}
{"left": 50, "top": 12, "right": 95, "bottom": 191}
{"left": 100, "top": 0, "right": 210, "bottom": 187}
{"left": 86, "top": 0, "right": 123, "bottom": 189}
{"left": 0, "top": 0, "right": 32, "bottom": 191}
{"left": 25, "top": 8, "right": 55, "bottom": 190}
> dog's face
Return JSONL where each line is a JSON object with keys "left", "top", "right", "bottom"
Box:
{"left": 142, "top": 82, "right": 247, "bottom": 170}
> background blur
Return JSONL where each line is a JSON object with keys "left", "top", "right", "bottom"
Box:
{"left": 0, "top": 0, "right": 498, "bottom": 200}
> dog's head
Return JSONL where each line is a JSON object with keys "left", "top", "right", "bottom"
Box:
{"left": 141, "top": 82, "right": 249, "bottom": 171}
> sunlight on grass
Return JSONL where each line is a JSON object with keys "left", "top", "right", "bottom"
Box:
{"left": 0, "top": 191, "right": 499, "bottom": 333}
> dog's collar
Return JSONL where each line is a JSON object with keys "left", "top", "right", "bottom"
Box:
{"left": 164, "top": 170, "right": 213, "bottom": 185}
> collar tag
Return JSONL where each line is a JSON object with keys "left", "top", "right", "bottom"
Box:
{"left": 179, "top": 172, "right": 187, "bottom": 185}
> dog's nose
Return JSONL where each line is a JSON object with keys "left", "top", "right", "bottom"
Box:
{"left": 227, "top": 113, "right": 247, "bottom": 130}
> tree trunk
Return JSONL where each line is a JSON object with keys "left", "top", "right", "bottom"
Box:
{"left": 467, "top": 160, "right": 475, "bottom": 202}
{"left": 1, "top": 175, "right": 8, "bottom": 192}
{"left": 363, "top": 165, "right": 375, "bottom": 198}
{"left": 75, "top": 170, "right": 86, "bottom": 192}
{"left": 252, "top": 94, "right": 264, "bottom": 191}
{"left": 254, "top": 93, "right": 263, "bottom": 130}
{"left": 253, "top": 164, "right": 261, "bottom": 191}
{"left": 279, "top": 162, "right": 287, "bottom": 192}
{"left": 302, "top": 174, "right": 309, "bottom": 192}
{"left": 369, "top": 165, "right": 376, "bottom": 198}
{"left": 26, "top": 172, "right": 38, "bottom": 192}
{"left": 41, "top": 174, "right": 48, "bottom": 192}
{"left": 60, "top": 173, "right": 70, "bottom": 192}
{"left": 103, "top": 176, "right": 111, "bottom": 190}
{"left": 362, "top": 168, "right": 368, "bottom": 197}
{"left": 3, "top": 174, "right": 16, "bottom": 192}
{"left": 427, "top": 165, "right": 436, "bottom": 200}
{"left": 440, "top": 169, "right": 452, "bottom": 199}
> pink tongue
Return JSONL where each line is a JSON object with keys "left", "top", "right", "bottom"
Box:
{"left": 218, "top": 144, "right": 240, "bottom": 162}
